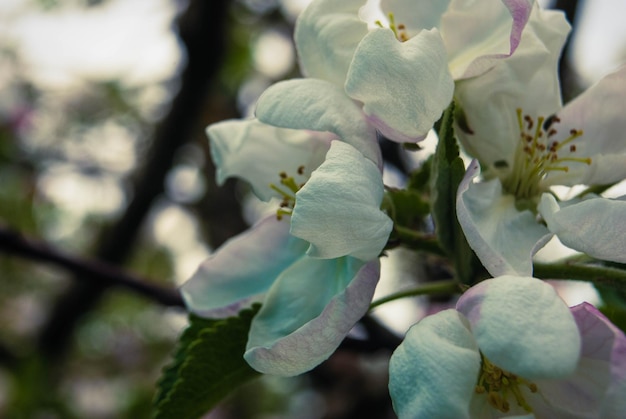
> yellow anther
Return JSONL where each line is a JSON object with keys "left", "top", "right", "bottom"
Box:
{"left": 475, "top": 353, "right": 538, "bottom": 415}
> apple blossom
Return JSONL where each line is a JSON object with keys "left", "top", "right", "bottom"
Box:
{"left": 182, "top": 121, "right": 392, "bottom": 375}
{"left": 389, "top": 276, "right": 626, "bottom": 418}
{"left": 454, "top": 9, "right": 626, "bottom": 275}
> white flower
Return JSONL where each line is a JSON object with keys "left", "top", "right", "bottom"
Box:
{"left": 389, "top": 276, "right": 626, "bottom": 418}
{"left": 454, "top": 7, "right": 626, "bottom": 275}
{"left": 181, "top": 119, "right": 392, "bottom": 375}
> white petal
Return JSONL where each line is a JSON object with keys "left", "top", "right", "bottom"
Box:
{"left": 345, "top": 28, "right": 453, "bottom": 143}
{"left": 389, "top": 309, "right": 479, "bottom": 419}
{"left": 441, "top": 0, "right": 569, "bottom": 80}
{"left": 181, "top": 216, "right": 308, "bottom": 318}
{"left": 453, "top": 7, "right": 567, "bottom": 168}
{"left": 255, "top": 78, "right": 382, "bottom": 166}
{"left": 207, "top": 119, "right": 331, "bottom": 201}
{"left": 538, "top": 194, "right": 626, "bottom": 264}
{"left": 380, "top": 0, "right": 450, "bottom": 35}
{"left": 456, "top": 160, "right": 552, "bottom": 276}
{"left": 294, "top": 0, "right": 368, "bottom": 86}
{"left": 547, "top": 66, "right": 626, "bottom": 186}
{"left": 456, "top": 276, "right": 581, "bottom": 380}
{"left": 530, "top": 303, "right": 626, "bottom": 418}
{"left": 291, "top": 141, "right": 393, "bottom": 261}
{"left": 245, "top": 258, "right": 379, "bottom": 376}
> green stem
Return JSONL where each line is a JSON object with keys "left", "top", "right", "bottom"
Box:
{"left": 533, "top": 262, "right": 626, "bottom": 288}
{"left": 393, "top": 225, "right": 446, "bottom": 256}
{"left": 369, "top": 279, "right": 460, "bottom": 310}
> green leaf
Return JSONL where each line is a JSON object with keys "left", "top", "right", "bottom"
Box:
{"left": 407, "top": 155, "right": 432, "bottom": 195}
{"left": 154, "top": 304, "right": 261, "bottom": 419}
{"left": 430, "top": 102, "right": 481, "bottom": 283}
{"left": 385, "top": 188, "right": 430, "bottom": 229}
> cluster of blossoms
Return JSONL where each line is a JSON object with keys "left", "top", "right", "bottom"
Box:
{"left": 182, "top": 0, "right": 626, "bottom": 417}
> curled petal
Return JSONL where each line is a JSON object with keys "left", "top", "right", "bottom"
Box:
{"left": 244, "top": 258, "right": 379, "bottom": 376}
{"left": 444, "top": 0, "right": 538, "bottom": 79}
{"left": 456, "top": 276, "right": 581, "bottom": 380}
{"left": 294, "top": 0, "right": 368, "bottom": 86}
{"left": 389, "top": 309, "right": 480, "bottom": 419}
{"left": 456, "top": 160, "right": 552, "bottom": 276}
{"left": 181, "top": 216, "right": 308, "bottom": 318}
{"left": 207, "top": 119, "right": 331, "bottom": 201}
{"left": 453, "top": 6, "right": 568, "bottom": 167}
{"left": 538, "top": 194, "right": 626, "bottom": 264}
{"left": 345, "top": 28, "right": 453, "bottom": 143}
{"left": 291, "top": 141, "right": 392, "bottom": 261}
{"left": 255, "top": 78, "right": 382, "bottom": 166}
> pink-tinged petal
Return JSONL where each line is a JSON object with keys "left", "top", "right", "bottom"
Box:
{"left": 457, "top": 276, "right": 581, "bottom": 380}
{"left": 529, "top": 303, "right": 626, "bottom": 418}
{"left": 547, "top": 66, "right": 626, "bottom": 186}
{"left": 453, "top": 6, "right": 567, "bottom": 167}
{"left": 345, "top": 28, "right": 453, "bottom": 143}
{"left": 380, "top": 0, "right": 450, "bottom": 35}
{"left": 207, "top": 119, "right": 331, "bottom": 201}
{"left": 539, "top": 194, "right": 626, "bottom": 264}
{"left": 456, "top": 160, "right": 552, "bottom": 277}
{"left": 389, "top": 309, "right": 479, "bottom": 419}
{"left": 291, "top": 141, "right": 392, "bottom": 261}
{"left": 294, "top": 0, "right": 368, "bottom": 87}
{"left": 181, "top": 216, "right": 308, "bottom": 318}
{"left": 244, "top": 258, "right": 379, "bottom": 376}
{"left": 255, "top": 78, "right": 382, "bottom": 167}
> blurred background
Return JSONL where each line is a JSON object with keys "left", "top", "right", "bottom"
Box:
{"left": 0, "top": 0, "right": 624, "bottom": 417}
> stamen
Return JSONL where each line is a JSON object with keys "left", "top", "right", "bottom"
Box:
{"left": 270, "top": 167, "right": 307, "bottom": 220}
{"left": 503, "top": 109, "right": 589, "bottom": 200}
{"left": 475, "top": 354, "right": 538, "bottom": 414}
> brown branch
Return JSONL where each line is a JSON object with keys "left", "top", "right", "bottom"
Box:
{"left": 0, "top": 226, "right": 183, "bottom": 307}
{"left": 37, "top": 0, "right": 236, "bottom": 360}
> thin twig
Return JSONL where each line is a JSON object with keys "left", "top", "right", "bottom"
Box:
{"left": 0, "top": 226, "right": 184, "bottom": 307}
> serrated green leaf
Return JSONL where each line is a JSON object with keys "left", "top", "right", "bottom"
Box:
{"left": 154, "top": 305, "right": 261, "bottom": 419}
{"left": 407, "top": 155, "right": 432, "bottom": 195}
{"left": 430, "top": 102, "right": 481, "bottom": 283}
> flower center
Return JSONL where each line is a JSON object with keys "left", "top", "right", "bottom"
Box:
{"left": 269, "top": 165, "right": 306, "bottom": 220}
{"left": 375, "top": 13, "right": 409, "bottom": 42}
{"left": 475, "top": 354, "right": 538, "bottom": 414}
{"left": 501, "top": 108, "right": 590, "bottom": 201}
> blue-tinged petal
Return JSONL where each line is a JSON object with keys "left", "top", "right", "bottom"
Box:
{"left": 456, "top": 276, "right": 581, "bottom": 380}
{"left": 244, "top": 258, "right": 379, "bottom": 376}
{"left": 546, "top": 66, "right": 626, "bottom": 186}
{"left": 181, "top": 216, "right": 308, "bottom": 318}
{"left": 456, "top": 160, "right": 552, "bottom": 276}
{"left": 345, "top": 28, "right": 453, "bottom": 143}
{"left": 529, "top": 303, "right": 626, "bottom": 418}
{"left": 291, "top": 141, "right": 392, "bottom": 261}
{"left": 255, "top": 78, "right": 382, "bottom": 167}
{"left": 389, "top": 309, "right": 480, "bottom": 419}
{"left": 294, "top": 0, "right": 368, "bottom": 87}
{"left": 539, "top": 194, "right": 626, "bottom": 264}
{"left": 207, "top": 118, "right": 331, "bottom": 201}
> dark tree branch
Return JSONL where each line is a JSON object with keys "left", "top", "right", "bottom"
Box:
{"left": 37, "top": 0, "right": 235, "bottom": 359}
{"left": 0, "top": 227, "right": 183, "bottom": 307}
